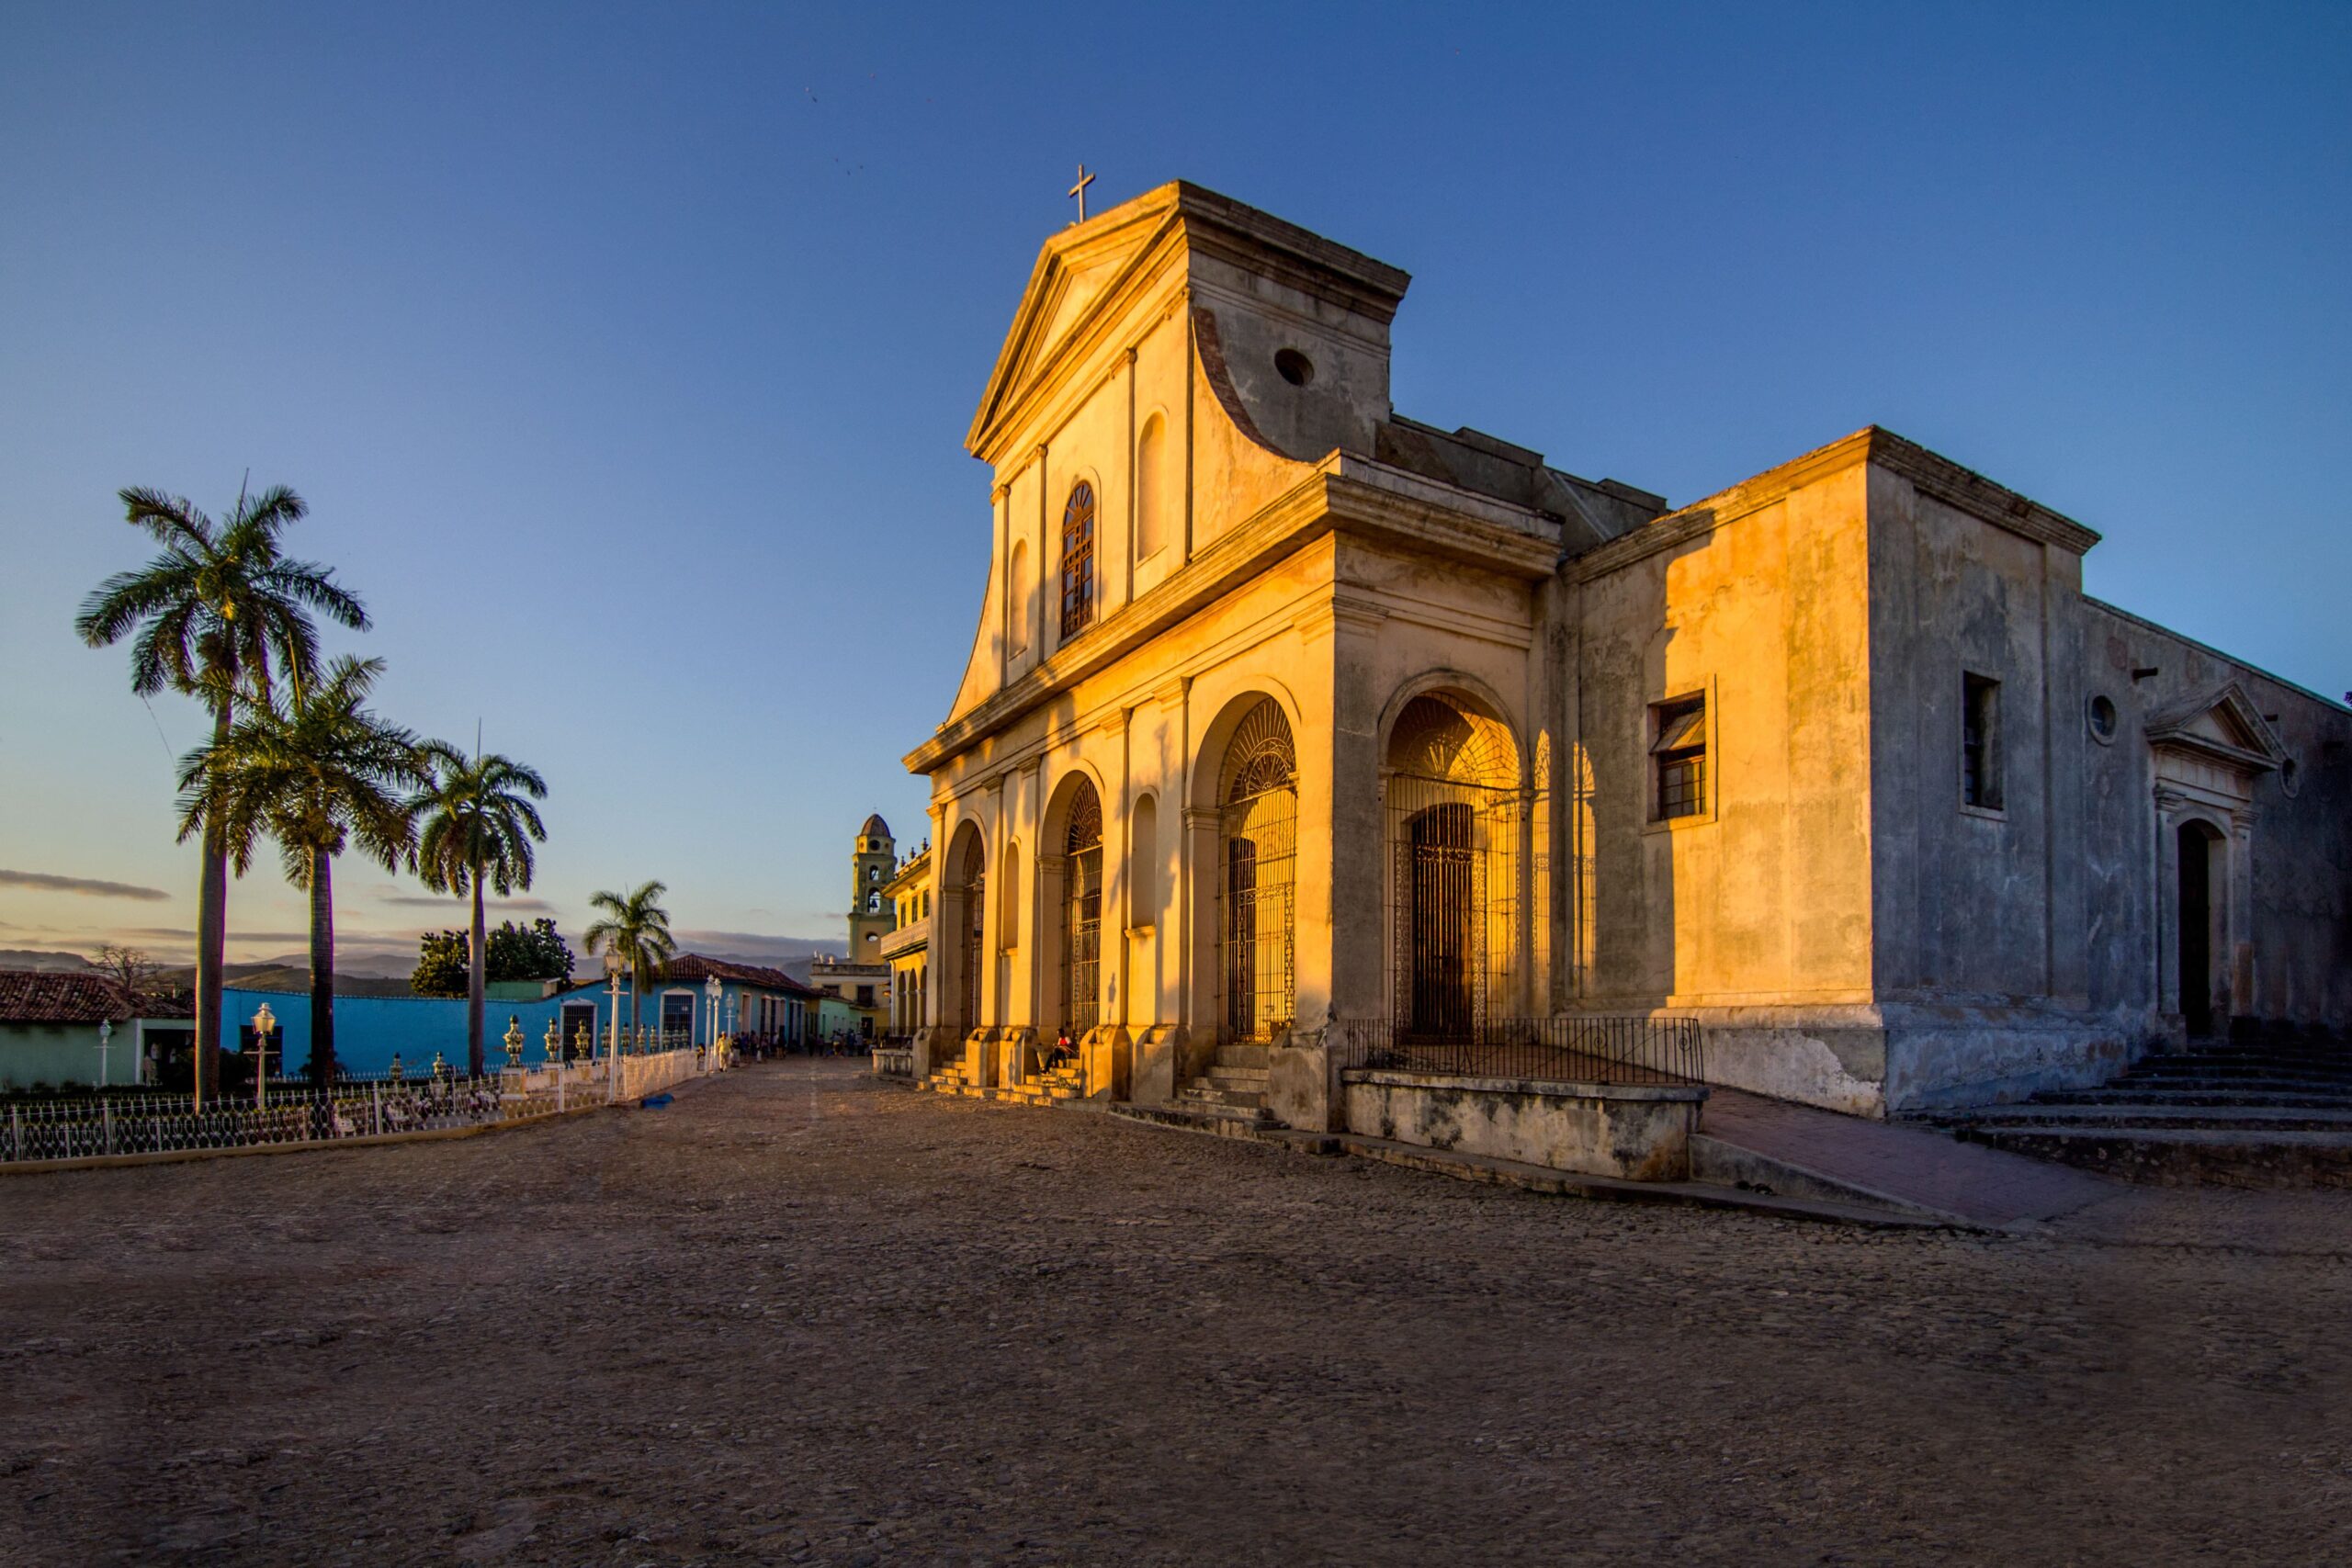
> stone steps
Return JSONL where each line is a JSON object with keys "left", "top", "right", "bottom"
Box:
{"left": 1929, "top": 1035, "right": 2352, "bottom": 1188}
{"left": 1954, "top": 1126, "right": 2352, "bottom": 1189}
{"left": 2123, "top": 1064, "right": 2352, "bottom": 1085}
{"left": 2031, "top": 1086, "right": 2352, "bottom": 1111}
{"left": 1944, "top": 1103, "right": 2352, "bottom": 1133}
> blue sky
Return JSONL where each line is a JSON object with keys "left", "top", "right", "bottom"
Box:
{"left": 2, "top": 2, "right": 2346, "bottom": 972}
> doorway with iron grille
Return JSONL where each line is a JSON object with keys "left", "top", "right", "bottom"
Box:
{"left": 1059, "top": 779, "right": 1103, "bottom": 1041}
{"left": 1217, "top": 698, "right": 1296, "bottom": 1044}
{"left": 1385, "top": 694, "right": 1520, "bottom": 1041}
{"left": 949, "top": 825, "right": 986, "bottom": 1036}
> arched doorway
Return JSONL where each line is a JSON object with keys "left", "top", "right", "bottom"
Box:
{"left": 2177, "top": 819, "right": 2222, "bottom": 1038}
{"left": 1385, "top": 694, "right": 1521, "bottom": 1040}
{"left": 949, "top": 826, "right": 986, "bottom": 1034}
{"left": 1218, "top": 699, "right": 1297, "bottom": 1043}
{"left": 1059, "top": 778, "right": 1103, "bottom": 1040}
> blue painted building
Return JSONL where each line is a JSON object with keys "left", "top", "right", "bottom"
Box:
{"left": 218, "top": 953, "right": 819, "bottom": 1077}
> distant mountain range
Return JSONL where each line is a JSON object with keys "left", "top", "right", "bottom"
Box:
{"left": 0, "top": 949, "right": 95, "bottom": 972}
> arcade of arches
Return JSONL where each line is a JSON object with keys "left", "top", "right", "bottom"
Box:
{"left": 913, "top": 681, "right": 1566, "bottom": 1109}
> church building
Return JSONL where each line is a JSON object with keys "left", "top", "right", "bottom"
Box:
{"left": 902, "top": 180, "right": 2350, "bottom": 1120}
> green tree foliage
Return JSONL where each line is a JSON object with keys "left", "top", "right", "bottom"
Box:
{"left": 75, "top": 482, "right": 367, "bottom": 1104}
{"left": 487, "top": 917, "right": 575, "bottom": 983}
{"left": 412, "top": 919, "right": 573, "bottom": 999}
{"left": 412, "top": 931, "right": 469, "bottom": 998}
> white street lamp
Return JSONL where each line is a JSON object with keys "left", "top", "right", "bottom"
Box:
{"left": 705, "top": 975, "right": 722, "bottom": 1050}
{"left": 96, "top": 1018, "right": 113, "bottom": 1089}
{"left": 252, "top": 1002, "right": 276, "bottom": 1111}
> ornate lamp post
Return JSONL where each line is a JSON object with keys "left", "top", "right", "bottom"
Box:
{"left": 503, "top": 1015, "right": 526, "bottom": 1070}
{"left": 96, "top": 1018, "right": 113, "bottom": 1089}
{"left": 705, "top": 976, "right": 722, "bottom": 1050}
{"left": 251, "top": 1002, "right": 276, "bottom": 1111}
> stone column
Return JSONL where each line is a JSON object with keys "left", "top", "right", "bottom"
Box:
{"left": 1320, "top": 594, "right": 1388, "bottom": 1022}
{"left": 2228, "top": 807, "right": 2258, "bottom": 1034}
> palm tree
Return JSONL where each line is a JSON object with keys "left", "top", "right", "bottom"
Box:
{"left": 75, "top": 484, "right": 367, "bottom": 1105}
{"left": 582, "top": 882, "right": 676, "bottom": 1045}
{"left": 410, "top": 742, "right": 548, "bottom": 1076}
{"left": 175, "top": 657, "right": 423, "bottom": 1083}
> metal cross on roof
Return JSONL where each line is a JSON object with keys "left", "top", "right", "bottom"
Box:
{"left": 1069, "top": 164, "right": 1096, "bottom": 223}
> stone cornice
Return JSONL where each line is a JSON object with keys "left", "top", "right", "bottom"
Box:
{"left": 1569, "top": 426, "right": 2102, "bottom": 583}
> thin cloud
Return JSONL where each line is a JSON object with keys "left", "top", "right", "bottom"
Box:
{"left": 0, "top": 869, "right": 171, "bottom": 902}
{"left": 377, "top": 894, "right": 555, "bottom": 913}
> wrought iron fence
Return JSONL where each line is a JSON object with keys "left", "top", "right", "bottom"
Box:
{"left": 0, "top": 1047, "right": 713, "bottom": 1167}
{"left": 1329, "top": 1015, "right": 1704, "bottom": 1088}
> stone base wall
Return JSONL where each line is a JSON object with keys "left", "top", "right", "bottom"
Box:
{"left": 1668, "top": 1001, "right": 2159, "bottom": 1118}
{"left": 1339, "top": 1070, "right": 1704, "bottom": 1181}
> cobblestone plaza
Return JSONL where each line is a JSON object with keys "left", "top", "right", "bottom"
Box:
{"left": 3, "top": 1061, "right": 2346, "bottom": 1564}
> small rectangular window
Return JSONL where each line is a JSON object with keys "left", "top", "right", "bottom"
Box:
{"left": 1962, "top": 672, "right": 2002, "bottom": 810}
{"left": 1651, "top": 694, "right": 1708, "bottom": 821}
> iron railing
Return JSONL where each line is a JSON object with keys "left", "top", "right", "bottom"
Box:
{"left": 1329, "top": 1015, "right": 1704, "bottom": 1088}
{"left": 0, "top": 1048, "right": 713, "bottom": 1167}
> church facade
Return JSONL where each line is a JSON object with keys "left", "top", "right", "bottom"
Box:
{"left": 902, "top": 181, "right": 2350, "bottom": 1119}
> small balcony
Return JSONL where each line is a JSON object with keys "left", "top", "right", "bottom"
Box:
{"left": 878, "top": 917, "right": 929, "bottom": 963}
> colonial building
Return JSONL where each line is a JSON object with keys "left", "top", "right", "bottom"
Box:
{"left": 902, "top": 181, "right": 2351, "bottom": 1120}
{"left": 880, "top": 840, "right": 932, "bottom": 1039}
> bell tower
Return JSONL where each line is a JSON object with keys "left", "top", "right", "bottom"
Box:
{"left": 848, "top": 814, "right": 898, "bottom": 962}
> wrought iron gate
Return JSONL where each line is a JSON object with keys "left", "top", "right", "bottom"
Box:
{"left": 1218, "top": 700, "right": 1296, "bottom": 1043}
{"left": 1061, "top": 784, "right": 1102, "bottom": 1038}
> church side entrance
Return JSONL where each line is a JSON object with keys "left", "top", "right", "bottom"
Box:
{"left": 1383, "top": 694, "right": 1520, "bottom": 1043}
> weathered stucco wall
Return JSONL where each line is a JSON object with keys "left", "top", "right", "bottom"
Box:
{"left": 1340, "top": 1069, "right": 1701, "bottom": 1180}
{"left": 2078, "top": 600, "right": 2352, "bottom": 1032}
{"left": 1568, "top": 457, "right": 1882, "bottom": 1109}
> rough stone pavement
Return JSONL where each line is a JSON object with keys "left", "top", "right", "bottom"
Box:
{"left": 2, "top": 1059, "right": 2348, "bottom": 1565}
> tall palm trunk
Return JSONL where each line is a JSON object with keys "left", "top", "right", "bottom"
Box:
{"left": 630, "top": 959, "right": 644, "bottom": 1036}
{"left": 309, "top": 848, "right": 335, "bottom": 1084}
{"left": 467, "top": 861, "right": 487, "bottom": 1077}
{"left": 193, "top": 690, "right": 232, "bottom": 1108}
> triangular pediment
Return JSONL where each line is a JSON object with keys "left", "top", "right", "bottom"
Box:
{"left": 966, "top": 180, "right": 1413, "bottom": 463}
{"left": 967, "top": 186, "right": 1187, "bottom": 457}
{"left": 2145, "top": 682, "right": 2288, "bottom": 772}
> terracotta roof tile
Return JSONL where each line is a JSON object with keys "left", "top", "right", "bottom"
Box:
{"left": 0, "top": 971, "right": 134, "bottom": 1025}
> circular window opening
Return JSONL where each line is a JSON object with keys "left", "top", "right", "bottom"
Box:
{"left": 2087, "top": 694, "right": 2118, "bottom": 743}
{"left": 1274, "top": 348, "right": 1315, "bottom": 387}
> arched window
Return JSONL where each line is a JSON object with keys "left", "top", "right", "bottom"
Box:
{"left": 1218, "top": 700, "right": 1297, "bottom": 1043}
{"left": 1060, "top": 779, "right": 1102, "bottom": 1039}
{"left": 1009, "top": 540, "right": 1032, "bottom": 653}
{"left": 1135, "top": 414, "right": 1167, "bottom": 560}
{"left": 1059, "top": 481, "right": 1096, "bottom": 640}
